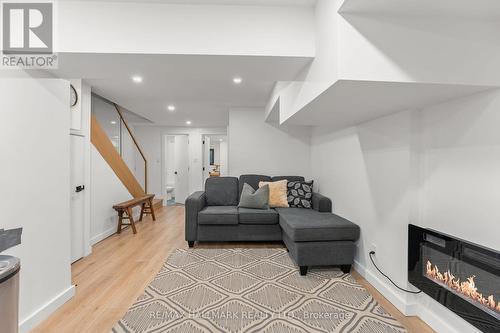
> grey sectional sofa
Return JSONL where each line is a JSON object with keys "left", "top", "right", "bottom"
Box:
{"left": 185, "top": 174, "right": 360, "bottom": 275}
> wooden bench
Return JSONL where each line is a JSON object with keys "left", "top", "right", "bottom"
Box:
{"left": 113, "top": 194, "right": 156, "bottom": 234}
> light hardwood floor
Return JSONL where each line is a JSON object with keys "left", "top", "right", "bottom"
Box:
{"left": 32, "top": 205, "right": 434, "bottom": 333}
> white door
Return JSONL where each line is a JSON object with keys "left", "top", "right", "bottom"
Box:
{"left": 174, "top": 135, "right": 189, "bottom": 204}
{"left": 70, "top": 135, "right": 85, "bottom": 262}
{"left": 203, "top": 136, "right": 211, "bottom": 185}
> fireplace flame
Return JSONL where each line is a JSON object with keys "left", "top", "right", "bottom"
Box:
{"left": 426, "top": 261, "right": 500, "bottom": 312}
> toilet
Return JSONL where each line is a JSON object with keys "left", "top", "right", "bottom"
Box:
{"left": 166, "top": 186, "right": 175, "bottom": 201}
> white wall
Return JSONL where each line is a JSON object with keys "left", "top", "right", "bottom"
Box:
{"left": 268, "top": 1, "right": 500, "bottom": 127}
{"left": 338, "top": 14, "right": 500, "bottom": 86}
{"left": 56, "top": 2, "right": 315, "bottom": 57}
{"left": 121, "top": 124, "right": 138, "bottom": 185}
{"left": 0, "top": 79, "right": 74, "bottom": 332}
{"left": 310, "top": 89, "right": 500, "bottom": 333}
{"left": 228, "top": 108, "right": 311, "bottom": 178}
{"left": 271, "top": 0, "right": 341, "bottom": 123}
{"left": 133, "top": 126, "right": 226, "bottom": 199}
{"left": 90, "top": 146, "right": 134, "bottom": 244}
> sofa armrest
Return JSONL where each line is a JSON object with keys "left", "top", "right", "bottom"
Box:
{"left": 185, "top": 191, "right": 206, "bottom": 241}
{"left": 312, "top": 192, "right": 332, "bottom": 213}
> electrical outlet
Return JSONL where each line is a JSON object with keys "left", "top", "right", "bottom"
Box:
{"left": 370, "top": 243, "right": 377, "bottom": 254}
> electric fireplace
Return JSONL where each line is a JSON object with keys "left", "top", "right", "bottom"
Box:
{"left": 408, "top": 224, "right": 500, "bottom": 333}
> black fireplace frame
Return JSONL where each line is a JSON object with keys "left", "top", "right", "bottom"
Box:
{"left": 408, "top": 224, "right": 500, "bottom": 333}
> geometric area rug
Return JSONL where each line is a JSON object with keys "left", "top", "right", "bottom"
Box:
{"left": 113, "top": 248, "right": 407, "bottom": 333}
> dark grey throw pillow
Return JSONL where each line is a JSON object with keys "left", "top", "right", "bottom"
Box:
{"left": 287, "top": 180, "right": 313, "bottom": 208}
{"left": 238, "top": 183, "right": 269, "bottom": 209}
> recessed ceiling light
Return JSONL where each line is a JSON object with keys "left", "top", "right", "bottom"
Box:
{"left": 132, "top": 75, "right": 143, "bottom": 83}
{"left": 167, "top": 105, "right": 176, "bottom": 111}
{"left": 233, "top": 77, "right": 242, "bottom": 84}
{"left": 186, "top": 120, "right": 192, "bottom": 125}
{"left": 110, "top": 121, "right": 117, "bottom": 125}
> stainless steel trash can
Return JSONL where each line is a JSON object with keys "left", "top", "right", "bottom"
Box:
{"left": 0, "top": 255, "right": 20, "bottom": 333}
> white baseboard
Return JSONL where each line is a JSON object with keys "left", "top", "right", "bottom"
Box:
{"left": 353, "top": 260, "right": 479, "bottom": 333}
{"left": 90, "top": 213, "right": 142, "bottom": 245}
{"left": 19, "top": 285, "right": 75, "bottom": 333}
{"left": 90, "top": 226, "right": 116, "bottom": 245}
{"left": 353, "top": 260, "right": 413, "bottom": 314}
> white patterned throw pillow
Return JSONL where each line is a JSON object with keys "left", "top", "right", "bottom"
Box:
{"left": 287, "top": 180, "right": 313, "bottom": 208}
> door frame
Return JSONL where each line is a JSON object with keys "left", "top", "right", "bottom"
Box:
{"left": 161, "top": 133, "right": 190, "bottom": 205}
{"left": 201, "top": 133, "right": 228, "bottom": 185}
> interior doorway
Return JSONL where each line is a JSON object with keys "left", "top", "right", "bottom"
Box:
{"left": 202, "top": 134, "right": 228, "bottom": 185}
{"left": 163, "top": 135, "right": 189, "bottom": 205}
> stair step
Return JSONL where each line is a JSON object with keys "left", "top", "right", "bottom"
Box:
{"left": 152, "top": 198, "right": 163, "bottom": 209}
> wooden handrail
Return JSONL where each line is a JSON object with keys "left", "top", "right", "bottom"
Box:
{"left": 113, "top": 104, "right": 148, "bottom": 193}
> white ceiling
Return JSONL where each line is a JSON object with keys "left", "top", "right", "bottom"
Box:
{"left": 285, "top": 80, "right": 494, "bottom": 128}
{"left": 60, "top": 0, "right": 317, "bottom": 6}
{"left": 52, "top": 53, "right": 312, "bottom": 127}
{"left": 339, "top": 0, "right": 500, "bottom": 21}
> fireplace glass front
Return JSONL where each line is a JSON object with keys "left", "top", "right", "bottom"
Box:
{"left": 408, "top": 224, "right": 500, "bottom": 333}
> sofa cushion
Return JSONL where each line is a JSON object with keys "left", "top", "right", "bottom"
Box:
{"left": 205, "top": 177, "right": 239, "bottom": 206}
{"left": 287, "top": 180, "right": 314, "bottom": 209}
{"left": 198, "top": 206, "right": 238, "bottom": 225}
{"left": 238, "top": 183, "right": 269, "bottom": 209}
{"left": 259, "top": 180, "right": 289, "bottom": 208}
{"left": 271, "top": 176, "right": 305, "bottom": 182}
{"left": 238, "top": 208, "right": 279, "bottom": 225}
{"left": 239, "top": 175, "right": 271, "bottom": 197}
{"left": 277, "top": 208, "right": 360, "bottom": 242}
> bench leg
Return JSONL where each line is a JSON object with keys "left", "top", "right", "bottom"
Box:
{"left": 340, "top": 265, "right": 351, "bottom": 274}
{"left": 139, "top": 203, "right": 145, "bottom": 221}
{"left": 117, "top": 211, "right": 124, "bottom": 234}
{"left": 188, "top": 241, "right": 194, "bottom": 248}
{"left": 299, "top": 266, "right": 308, "bottom": 276}
{"left": 127, "top": 208, "right": 137, "bottom": 234}
{"left": 149, "top": 199, "right": 156, "bottom": 221}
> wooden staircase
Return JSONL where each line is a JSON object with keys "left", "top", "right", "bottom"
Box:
{"left": 91, "top": 114, "right": 146, "bottom": 198}
{"left": 91, "top": 101, "right": 163, "bottom": 234}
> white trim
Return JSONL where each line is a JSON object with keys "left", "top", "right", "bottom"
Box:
{"left": 353, "top": 259, "right": 412, "bottom": 315}
{"left": 69, "top": 129, "right": 85, "bottom": 137}
{"left": 90, "top": 212, "right": 141, "bottom": 245}
{"left": 82, "top": 82, "right": 93, "bottom": 258}
{"left": 90, "top": 226, "right": 116, "bottom": 245}
{"left": 160, "top": 132, "right": 190, "bottom": 205}
{"left": 19, "top": 285, "right": 75, "bottom": 333}
{"left": 354, "top": 260, "right": 481, "bottom": 333}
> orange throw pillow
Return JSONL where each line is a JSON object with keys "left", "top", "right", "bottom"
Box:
{"left": 259, "top": 180, "right": 289, "bottom": 208}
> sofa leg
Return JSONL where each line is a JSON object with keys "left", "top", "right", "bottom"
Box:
{"left": 299, "top": 266, "right": 308, "bottom": 276}
{"left": 340, "top": 265, "right": 351, "bottom": 274}
{"left": 188, "top": 241, "right": 194, "bottom": 248}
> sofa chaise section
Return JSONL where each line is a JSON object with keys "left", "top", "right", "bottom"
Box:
{"left": 277, "top": 208, "right": 360, "bottom": 275}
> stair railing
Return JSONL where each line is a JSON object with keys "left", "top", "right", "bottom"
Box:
{"left": 113, "top": 104, "right": 148, "bottom": 194}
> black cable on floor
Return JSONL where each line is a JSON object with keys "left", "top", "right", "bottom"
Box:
{"left": 368, "top": 251, "right": 422, "bottom": 294}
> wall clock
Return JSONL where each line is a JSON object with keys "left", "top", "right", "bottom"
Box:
{"left": 70, "top": 84, "right": 78, "bottom": 107}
